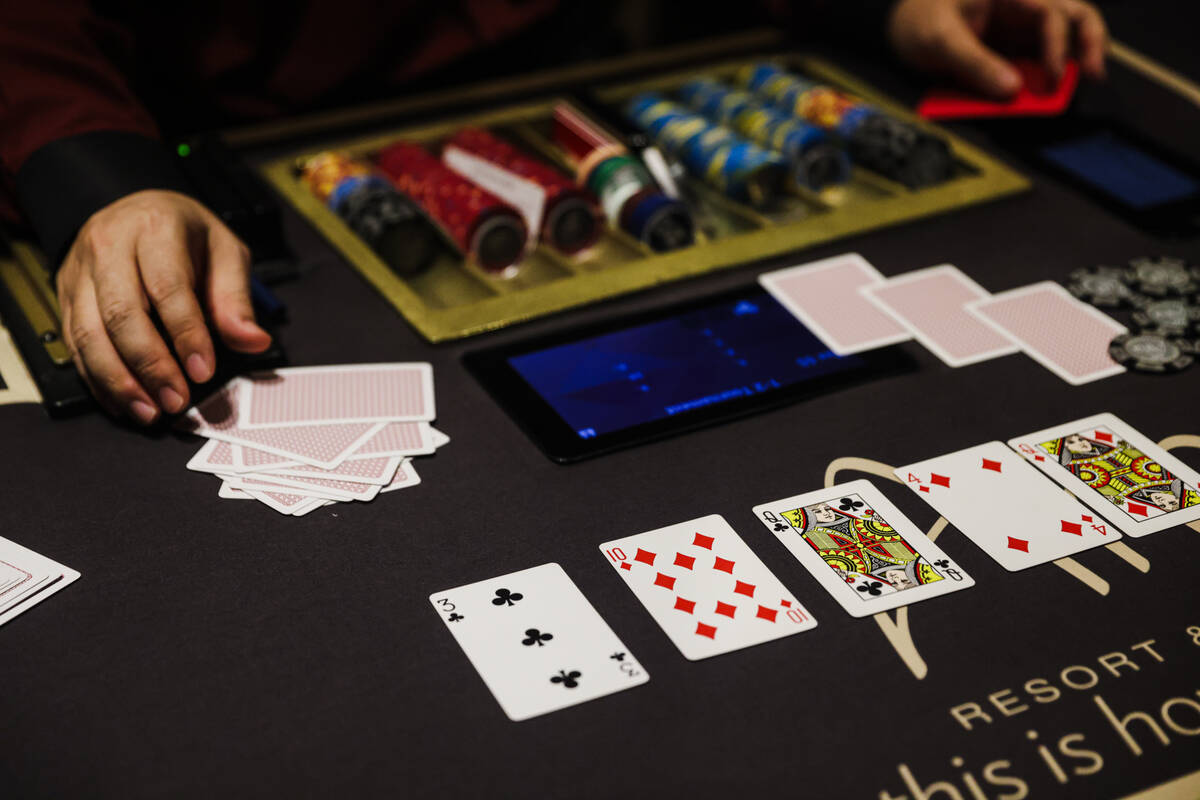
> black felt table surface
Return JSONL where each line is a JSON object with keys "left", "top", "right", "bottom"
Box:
{"left": 3, "top": 16, "right": 1200, "bottom": 800}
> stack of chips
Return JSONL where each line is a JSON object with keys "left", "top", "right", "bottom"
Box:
{"left": 377, "top": 142, "right": 528, "bottom": 276}
{"left": 1069, "top": 256, "right": 1200, "bottom": 373}
{"left": 677, "top": 78, "right": 850, "bottom": 191}
{"left": 625, "top": 93, "right": 789, "bottom": 207}
{"left": 739, "top": 62, "right": 955, "bottom": 189}
{"left": 444, "top": 127, "right": 602, "bottom": 255}
{"left": 551, "top": 102, "right": 695, "bottom": 252}
{"left": 301, "top": 151, "right": 438, "bottom": 275}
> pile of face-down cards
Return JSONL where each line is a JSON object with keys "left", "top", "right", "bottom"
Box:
{"left": 179, "top": 363, "right": 447, "bottom": 516}
{"left": 0, "top": 536, "right": 79, "bottom": 627}
{"left": 760, "top": 252, "right": 1130, "bottom": 385}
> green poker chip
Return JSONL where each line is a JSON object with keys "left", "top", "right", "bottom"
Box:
{"left": 1067, "top": 265, "right": 1139, "bottom": 307}
{"left": 1108, "top": 331, "right": 1194, "bottom": 373}
{"left": 1130, "top": 298, "right": 1200, "bottom": 336}
{"left": 1124, "top": 256, "right": 1200, "bottom": 298}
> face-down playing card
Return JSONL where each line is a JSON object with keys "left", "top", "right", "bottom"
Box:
{"left": 753, "top": 480, "right": 973, "bottom": 617}
{"left": 1008, "top": 412, "right": 1200, "bottom": 537}
{"left": 895, "top": 441, "right": 1119, "bottom": 571}
{"left": 966, "top": 282, "right": 1126, "bottom": 385}
{"left": 758, "top": 253, "right": 911, "bottom": 356}
{"left": 861, "top": 265, "right": 1019, "bottom": 367}
{"left": 430, "top": 563, "right": 648, "bottom": 721}
{"left": 599, "top": 515, "right": 817, "bottom": 660}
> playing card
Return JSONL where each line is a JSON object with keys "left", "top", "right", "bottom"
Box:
{"left": 1008, "top": 412, "right": 1200, "bottom": 537}
{"left": 230, "top": 473, "right": 383, "bottom": 502}
{"left": 179, "top": 380, "right": 384, "bottom": 469}
{"left": 242, "top": 486, "right": 326, "bottom": 515}
{"left": 348, "top": 421, "right": 439, "bottom": 459}
{"left": 753, "top": 479, "right": 973, "bottom": 617}
{"left": 238, "top": 364, "right": 435, "bottom": 428}
{"left": 966, "top": 282, "right": 1126, "bottom": 384}
{"left": 0, "top": 536, "right": 80, "bottom": 627}
{"left": 380, "top": 460, "right": 421, "bottom": 493}
{"left": 758, "top": 253, "right": 912, "bottom": 355}
{"left": 599, "top": 515, "right": 817, "bottom": 660}
{"left": 245, "top": 454, "right": 403, "bottom": 486}
{"left": 430, "top": 563, "right": 648, "bottom": 721}
{"left": 917, "top": 60, "right": 1079, "bottom": 120}
{"left": 861, "top": 265, "right": 1019, "bottom": 367}
{"left": 217, "top": 480, "right": 252, "bottom": 500}
{"left": 895, "top": 441, "right": 1118, "bottom": 570}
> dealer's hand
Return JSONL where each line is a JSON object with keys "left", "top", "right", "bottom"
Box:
{"left": 57, "top": 189, "right": 271, "bottom": 425}
{"left": 888, "top": 0, "right": 1108, "bottom": 98}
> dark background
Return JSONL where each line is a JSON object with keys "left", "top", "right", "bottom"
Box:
{"left": 3, "top": 2, "right": 1200, "bottom": 797}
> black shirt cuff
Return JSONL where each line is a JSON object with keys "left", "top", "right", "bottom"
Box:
{"left": 15, "top": 130, "right": 194, "bottom": 273}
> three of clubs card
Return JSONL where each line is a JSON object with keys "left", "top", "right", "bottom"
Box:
{"left": 430, "top": 563, "right": 648, "bottom": 721}
{"left": 600, "top": 515, "right": 817, "bottom": 660}
{"left": 1008, "top": 412, "right": 1200, "bottom": 537}
{"left": 753, "top": 479, "right": 973, "bottom": 617}
{"left": 895, "top": 441, "right": 1118, "bottom": 570}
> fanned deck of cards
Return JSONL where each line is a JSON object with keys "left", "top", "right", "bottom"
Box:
{"left": 179, "top": 363, "right": 448, "bottom": 516}
{"left": 0, "top": 536, "right": 79, "bottom": 627}
{"left": 759, "top": 254, "right": 1127, "bottom": 384}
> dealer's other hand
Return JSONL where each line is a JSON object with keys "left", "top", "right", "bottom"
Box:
{"left": 888, "top": 0, "right": 1108, "bottom": 98}
{"left": 57, "top": 189, "right": 271, "bottom": 425}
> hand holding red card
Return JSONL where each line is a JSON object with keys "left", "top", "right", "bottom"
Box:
{"left": 917, "top": 60, "right": 1080, "bottom": 120}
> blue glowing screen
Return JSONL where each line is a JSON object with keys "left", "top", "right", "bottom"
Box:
{"left": 507, "top": 292, "right": 865, "bottom": 438}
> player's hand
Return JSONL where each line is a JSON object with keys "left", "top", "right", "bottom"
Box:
{"left": 56, "top": 189, "right": 271, "bottom": 425}
{"left": 887, "top": 0, "right": 1108, "bottom": 98}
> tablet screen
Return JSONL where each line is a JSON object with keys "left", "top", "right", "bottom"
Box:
{"left": 506, "top": 291, "right": 866, "bottom": 439}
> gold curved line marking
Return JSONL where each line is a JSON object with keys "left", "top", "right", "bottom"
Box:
{"left": 824, "top": 457, "right": 902, "bottom": 487}
{"left": 1158, "top": 434, "right": 1200, "bottom": 451}
{"left": 1106, "top": 541, "right": 1150, "bottom": 573}
{"left": 825, "top": 456, "right": 936, "bottom": 681}
{"left": 1160, "top": 436, "right": 1200, "bottom": 534}
{"left": 1053, "top": 557, "right": 1110, "bottom": 595}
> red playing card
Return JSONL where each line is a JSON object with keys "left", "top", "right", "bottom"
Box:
{"left": 917, "top": 60, "right": 1079, "bottom": 120}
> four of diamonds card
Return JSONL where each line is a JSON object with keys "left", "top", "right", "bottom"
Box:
{"left": 425, "top": 413, "right": 1197, "bottom": 721}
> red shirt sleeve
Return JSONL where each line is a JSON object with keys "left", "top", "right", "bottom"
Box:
{"left": 0, "top": 0, "right": 160, "bottom": 178}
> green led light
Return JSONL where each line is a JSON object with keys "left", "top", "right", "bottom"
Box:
{"left": 177, "top": 143, "right": 191, "bottom": 157}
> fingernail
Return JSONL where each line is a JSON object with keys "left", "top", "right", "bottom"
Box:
{"left": 186, "top": 353, "right": 213, "bottom": 383}
{"left": 159, "top": 386, "right": 186, "bottom": 414}
{"left": 130, "top": 400, "right": 159, "bottom": 425}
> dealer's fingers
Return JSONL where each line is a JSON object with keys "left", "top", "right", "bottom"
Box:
{"left": 937, "top": 11, "right": 1023, "bottom": 97}
{"left": 1064, "top": 0, "right": 1107, "bottom": 78}
{"left": 65, "top": 273, "right": 158, "bottom": 424}
{"left": 204, "top": 224, "right": 271, "bottom": 354}
{"left": 137, "top": 222, "right": 215, "bottom": 397}
{"left": 91, "top": 237, "right": 189, "bottom": 417}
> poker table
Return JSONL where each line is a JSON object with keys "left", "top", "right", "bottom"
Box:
{"left": 4, "top": 11, "right": 1200, "bottom": 800}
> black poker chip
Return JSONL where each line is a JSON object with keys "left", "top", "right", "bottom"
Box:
{"left": 1131, "top": 298, "right": 1200, "bottom": 336}
{"left": 1067, "top": 265, "right": 1139, "bottom": 307}
{"left": 1124, "top": 256, "right": 1200, "bottom": 298}
{"left": 1109, "top": 331, "right": 1194, "bottom": 373}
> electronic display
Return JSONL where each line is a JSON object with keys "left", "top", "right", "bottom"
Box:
{"left": 1039, "top": 131, "right": 1200, "bottom": 209}
{"left": 505, "top": 292, "right": 866, "bottom": 439}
